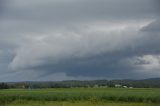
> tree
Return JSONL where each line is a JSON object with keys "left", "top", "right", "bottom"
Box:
{"left": 0, "top": 83, "right": 9, "bottom": 89}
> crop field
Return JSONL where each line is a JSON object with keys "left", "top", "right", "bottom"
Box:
{"left": 0, "top": 88, "right": 160, "bottom": 106}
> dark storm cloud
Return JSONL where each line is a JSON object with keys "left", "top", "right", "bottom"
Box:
{"left": 22, "top": 32, "right": 160, "bottom": 79}
{"left": 0, "top": 0, "right": 160, "bottom": 81}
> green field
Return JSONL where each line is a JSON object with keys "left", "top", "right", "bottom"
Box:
{"left": 0, "top": 88, "right": 160, "bottom": 106}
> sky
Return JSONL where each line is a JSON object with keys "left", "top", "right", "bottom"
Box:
{"left": 0, "top": 0, "right": 160, "bottom": 82}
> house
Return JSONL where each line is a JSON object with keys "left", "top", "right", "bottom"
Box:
{"left": 115, "top": 84, "right": 121, "bottom": 88}
{"left": 123, "top": 86, "right": 128, "bottom": 88}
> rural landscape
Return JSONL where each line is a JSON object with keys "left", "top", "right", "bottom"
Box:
{"left": 1, "top": 0, "right": 160, "bottom": 106}
{"left": 0, "top": 79, "right": 160, "bottom": 106}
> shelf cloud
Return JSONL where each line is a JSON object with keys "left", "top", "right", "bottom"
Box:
{"left": 0, "top": 0, "right": 160, "bottom": 81}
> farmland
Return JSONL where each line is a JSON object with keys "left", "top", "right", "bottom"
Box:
{"left": 0, "top": 88, "right": 160, "bottom": 106}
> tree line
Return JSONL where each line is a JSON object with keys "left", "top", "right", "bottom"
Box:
{"left": 0, "top": 78, "right": 160, "bottom": 89}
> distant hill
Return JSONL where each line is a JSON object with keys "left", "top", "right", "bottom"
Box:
{"left": 1, "top": 78, "right": 159, "bottom": 89}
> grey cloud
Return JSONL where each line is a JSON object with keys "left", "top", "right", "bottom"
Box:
{"left": 0, "top": 0, "right": 160, "bottom": 81}
{"left": 142, "top": 20, "right": 160, "bottom": 32}
{"left": 2, "top": 0, "right": 158, "bottom": 22}
{"left": 9, "top": 22, "right": 147, "bottom": 71}
{"left": 9, "top": 22, "right": 160, "bottom": 79}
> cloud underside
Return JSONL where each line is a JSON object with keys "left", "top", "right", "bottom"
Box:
{"left": 0, "top": 0, "right": 160, "bottom": 81}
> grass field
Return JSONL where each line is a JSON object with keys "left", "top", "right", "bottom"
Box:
{"left": 0, "top": 88, "right": 160, "bottom": 106}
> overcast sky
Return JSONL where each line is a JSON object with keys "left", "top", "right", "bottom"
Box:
{"left": 0, "top": 0, "right": 160, "bottom": 81}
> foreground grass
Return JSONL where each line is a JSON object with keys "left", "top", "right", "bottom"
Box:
{"left": 0, "top": 88, "right": 160, "bottom": 105}
{"left": 4, "top": 100, "right": 160, "bottom": 106}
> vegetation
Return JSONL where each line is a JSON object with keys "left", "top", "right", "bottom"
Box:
{"left": 0, "top": 79, "right": 160, "bottom": 106}
{"left": 5, "top": 101, "right": 159, "bottom": 106}
{"left": 0, "top": 88, "right": 160, "bottom": 106}
{"left": 0, "top": 83, "right": 9, "bottom": 89}
{"left": 1, "top": 78, "right": 160, "bottom": 89}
